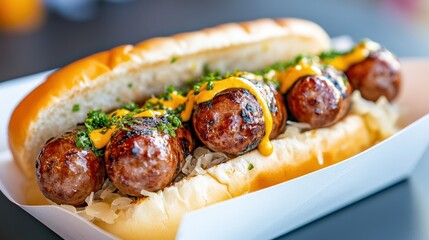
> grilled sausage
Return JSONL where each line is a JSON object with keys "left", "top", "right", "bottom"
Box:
{"left": 287, "top": 66, "right": 352, "bottom": 128}
{"left": 36, "top": 128, "right": 106, "bottom": 206}
{"left": 104, "top": 117, "right": 194, "bottom": 197}
{"left": 345, "top": 48, "right": 401, "bottom": 102}
{"left": 192, "top": 80, "right": 287, "bottom": 157}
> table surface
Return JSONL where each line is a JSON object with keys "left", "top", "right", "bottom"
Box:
{"left": 1, "top": 0, "right": 429, "bottom": 239}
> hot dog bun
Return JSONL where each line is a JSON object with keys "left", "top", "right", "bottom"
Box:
{"left": 8, "top": 18, "right": 330, "bottom": 178}
{"left": 7, "top": 18, "right": 399, "bottom": 240}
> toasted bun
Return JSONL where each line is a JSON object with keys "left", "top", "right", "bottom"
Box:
{"left": 8, "top": 18, "right": 330, "bottom": 178}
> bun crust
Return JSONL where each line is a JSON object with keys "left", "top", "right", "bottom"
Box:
{"left": 8, "top": 18, "right": 330, "bottom": 178}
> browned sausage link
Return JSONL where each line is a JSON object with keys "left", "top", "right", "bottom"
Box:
{"left": 36, "top": 128, "right": 106, "bottom": 206}
{"left": 287, "top": 66, "right": 352, "bottom": 128}
{"left": 192, "top": 81, "right": 287, "bottom": 157}
{"left": 345, "top": 48, "right": 401, "bottom": 102}
{"left": 253, "top": 80, "right": 287, "bottom": 138}
{"left": 105, "top": 117, "right": 194, "bottom": 197}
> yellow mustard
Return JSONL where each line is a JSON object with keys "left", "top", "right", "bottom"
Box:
{"left": 279, "top": 59, "right": 322, "bottom": 94}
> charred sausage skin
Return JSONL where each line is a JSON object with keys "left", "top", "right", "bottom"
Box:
{"left": 287, "top": 66, "right": 352, "bottom": 128}
{"left": 105, "top": 117, "right": 194, "bottom": 197}
{"left": 346, "top": 48, "right": 401, "bottom": 102}
{"left": 36, "top": 128, "right": 106, "bottom": 206}
{"left": 192, "top": 79, "right": 287, "bottom": 157}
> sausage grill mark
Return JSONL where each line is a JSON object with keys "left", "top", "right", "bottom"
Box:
{"left": 118, "top": 129, "right": 154, "bottom": 146}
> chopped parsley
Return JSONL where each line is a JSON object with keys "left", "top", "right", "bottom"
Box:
{"left": 84, "top": 110, "right": 110, "bottom": 132}
{"left": 248, "top": 163, "right": 254, "bottom": 171}
{"left": 75, "top": 130, "right": 104, "bottom": 157}
{"left": 193, "top": 84, "right": 201, "bottom": 94}
{"left": 158, "top": 85, "right": 187, "bottom": 100}
{"left": 122, "top": 102, "right": 139, "bottom": 111}
{"left": 255, "top": 54, "right": 312, "bottom": 76}
{"left": 171, "top": 56, "right": 178, "bottom": 63}
{"left": 319, "top": 41, "right": 364, "bottom": 60}
{"left": 153, "top": 113, "right": 182, "bottom": 137}
{"left": 319, "top": 50, "right": 347, "bottom": 60}
{"left": 193, "top": 66, "right": 225, "bottom": 94}
{"left": 128, "top": 83, "right": 133, "bottom": 88}
{"left": 76, "top": 130, "right": 90, "bottom": 148}
{"left": 206, "top": 81, "right": 214, "bottom": 90}
{"left": 72, "top": 104, "right": 80, "bottom": 112}
{"left": 144, "top": 101, "right": 167, "bottom": 110}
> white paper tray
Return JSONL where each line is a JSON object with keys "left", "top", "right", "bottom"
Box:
{"left": 1, "top": 59, "right": 429, "bottom": 240}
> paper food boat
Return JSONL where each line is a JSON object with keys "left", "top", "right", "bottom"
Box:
{"left": 0, "top": 59, "right": 428, "bottom": 240}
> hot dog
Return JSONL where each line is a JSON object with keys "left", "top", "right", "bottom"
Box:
{"left": 8, "top": 18, "right": 401, "bottom": 239}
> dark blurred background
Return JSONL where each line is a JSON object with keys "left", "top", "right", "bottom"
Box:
{"left": 1, "top": 0, "right": 429, "bottom": 239}
{"left": 0, "top": 0, "right": 429, "bottom": 82}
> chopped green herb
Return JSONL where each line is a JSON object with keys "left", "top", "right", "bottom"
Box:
{"left": 122, "top": 102, "right": 139, "bottom": 111}
{"left": 128, "top": 83, "right": 133, "bottom": 88}
{"left": 156, "top": 113, "right": 183, "bottom": 137}
{"left": 72, "top": 104, "right": 80, "bottom": 112}
{"left": 76, "top": 130, "right": 91, "bottom": 149}
{"left": 193, "top": 67, "right": 224, "bottom": 94}
{"left": 176, "top": 104, "right": 185, "bottom": 112}
{"left": 116, "top": 97, "right": 121, "bottom": 102}
{"left": 159, "top": 85, "right": 176, "bottom": 100}
{"left": 319, "top": 50, "right": 347, "bottom": 60}
{"left": 193, "top": 85, "right": 201, "bottom": 94}
{"left": 93, "top": 148, "right": 105, "bottom": 158}
{"left": 171, "top": 56, "right": 178, "bottom": 63}
{"left": 167, "top": 115, "right": 182, "bottom": 127}
{"left": 319, "top": 43, "right": 360, "bottom": 60}
{"left": 206, "top": 81, "right": 214, "bottom": 90}
{"left": 144, "top": 101, "right": 166, "bottom": 110}
{"left": 248, "top": 163, "right": 254, "bottom": 171}
{"left": 75, "top": 130, "right": 104, "bottom": 157}
{"left": 168, "top": 129, "right": 176, "bottom": 137}
{"left": 158, "top": 85, "right": 188, "bottom": 100}
{"left": 84, "top": 110, "right": 110, "bottom": 132}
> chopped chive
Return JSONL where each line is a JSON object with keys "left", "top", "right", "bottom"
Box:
{"left": 171, "top": 56, "right": 178, "bottom": 63}
{"left": 248, "top": 163, "right": 254, "bottom": 171}
{"left": 72, "top": 104, "right": 80, "bottom": 112}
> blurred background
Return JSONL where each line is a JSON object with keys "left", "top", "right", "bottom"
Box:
{"left": 1, "top": 0, "right": 429, "bottom": 239}
{"left": 0, "top": 0, "right": 429, "bottom": 82}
